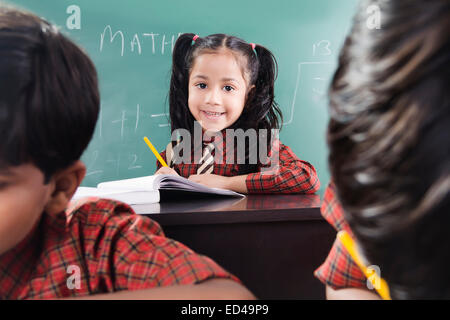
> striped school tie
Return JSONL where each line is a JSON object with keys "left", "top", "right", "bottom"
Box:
{"left": 197, "top": 142, "right": 215, "bottom": 174}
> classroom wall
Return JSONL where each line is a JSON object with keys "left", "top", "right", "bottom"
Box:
{"left": 10, "top": 0, "right": 359, "bottom": 194}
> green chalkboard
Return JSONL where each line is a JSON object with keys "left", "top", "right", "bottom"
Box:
{"left": 10, "top": 0, "right": 358, "bottom": 193}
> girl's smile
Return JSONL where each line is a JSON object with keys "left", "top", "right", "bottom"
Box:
{"left": 200, "top": 110, "right": 226, "bottom": 121}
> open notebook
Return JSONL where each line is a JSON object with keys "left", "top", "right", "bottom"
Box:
{"left": 73, "top": 174, "right": 245, "bottom": 205}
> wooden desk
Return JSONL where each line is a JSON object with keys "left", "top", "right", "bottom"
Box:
{"left": 132, "top": 194, "right": 335, "bottom": 299}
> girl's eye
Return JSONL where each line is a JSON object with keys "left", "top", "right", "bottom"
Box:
{"left": 196, "top": 83, "right": 207, "bottom": 89}
{"left": 223, "top": 85, "right": 234, "bottom": 92}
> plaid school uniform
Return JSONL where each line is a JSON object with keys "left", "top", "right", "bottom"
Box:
{"left": 157, "top": 132, "right": 320, "bottom": 194}
{"left": 0, "top": 198, "right": 239, "bottom": 299}
{"left": 314, "top": 182, "right": 366, "bottom": 289}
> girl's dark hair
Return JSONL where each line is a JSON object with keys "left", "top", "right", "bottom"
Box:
{"left": 0, "top": 7, "right": 99, "bottom": 183}
{"left": 169, "top": 33, "right": 282, "bottom": 172}
{"left": 328, "top": 0, "right": 450, "bottom": 299}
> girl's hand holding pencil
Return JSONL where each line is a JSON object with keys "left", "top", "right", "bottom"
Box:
{"left": 155, "top": 166, "right": 179, "bottom": 176}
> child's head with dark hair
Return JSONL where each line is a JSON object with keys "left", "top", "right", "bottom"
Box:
{"left": 0, "top": 6, "right": 99, "bottom": 255}
{"left": 169, "top": 33, "right": 282, "bottom": 135}
{"left": 328, "top": 0, "right": 449, "bottom": 299}
{"left": 0, "top": 6, "right": 99, "bottom": 181}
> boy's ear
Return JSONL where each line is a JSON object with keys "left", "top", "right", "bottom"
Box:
{"left": 44, "top": 160, "right": 86, "bottom": 216}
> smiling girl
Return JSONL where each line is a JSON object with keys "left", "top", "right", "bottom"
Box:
{"left": 155, "top": 33, "right": 320, "bottom": 194}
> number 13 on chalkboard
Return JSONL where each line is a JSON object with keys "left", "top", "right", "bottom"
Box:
{"left": 312, "top": 40, "right": 332, "bottom": 57}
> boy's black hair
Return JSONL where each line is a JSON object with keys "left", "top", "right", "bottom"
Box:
{"left": 169, "top": 33, "right": 282, "bottom": 172}
{"left": 0, "top": 7, "right": 99, "bottom": 183}
{"left": 328, "top": 0, "right": 450, "bottom": 299}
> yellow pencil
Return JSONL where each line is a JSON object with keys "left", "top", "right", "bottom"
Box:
{"left": 337, "top": 230, "right": 391, "bottom": 300}
{"left": 143, "top": 136, "right": 168, "bottom": 168}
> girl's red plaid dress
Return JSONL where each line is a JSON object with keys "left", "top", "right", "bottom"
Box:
{"left": 157, "top": 135, "right": 320, "bottom": 194}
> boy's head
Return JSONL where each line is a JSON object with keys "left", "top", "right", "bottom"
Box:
{"left": 0, "top": 7, "right": 99, "bottom": 254}
{"left": 328, "top": 0, "right": 449, "bottom": 298}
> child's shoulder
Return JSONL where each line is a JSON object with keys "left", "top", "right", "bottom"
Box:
{"left": 66, "top": 197, "right": 164, "bottom": 236}
{"left": 321, "top": 182, "right": 352, "bottom": 235}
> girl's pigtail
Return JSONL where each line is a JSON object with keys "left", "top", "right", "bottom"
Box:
{"left": 234, "top": 44, "right": 283, "bottom": 174}
{"left": 252, "top": 45, "right": 283, "bottom": 131}
{"left": 239, "top": 44, "right": 282, "bottom": 165}
{"left": 169, "top": 33, "right": 197, "bottom": 133}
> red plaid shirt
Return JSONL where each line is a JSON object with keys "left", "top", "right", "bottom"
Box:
{"left": 0, "top": 198, "right": 238, "bottom": 299}
{"left": 157, "top": 134, "right": 320, "bottom": 194}
{"left": 314, "top": 183, "right": 366, "bottom": 289}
